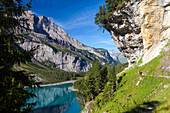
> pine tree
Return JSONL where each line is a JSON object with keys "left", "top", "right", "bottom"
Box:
{"left": 106, "top": 65, "right": 116, "bottom": 96}
{"left": 76, "top": 79, "right": 87, "bottom": 107}
{"left": 107, "top": 65, "right": 116, "bottom": 83}
{"left": 95, "top": 5, "right": 107, "bottom": 32}
{"left": 95, "top": 0, "right": 126, "bottom": 30}
{"left": 85, "top": 65, "right": 96, "bottom": 101}
{"left": 93, "top": 61, "right": 101, "bottom": 94}
{"left": 77, "top": 61, "right": 101, "bottom": 102}
{"left": 0, "top": 0, "right": 38, "bottom": 112}
{"left": 100, "top": 64, "right": 108, "bottom": 89}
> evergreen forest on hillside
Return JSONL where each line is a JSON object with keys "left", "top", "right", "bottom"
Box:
{"left": 74, "top": 45, "right": 170, "bottom": 113}
{"left": 16, "top": 61, "right": 85, "bottom": 84}
{"left": 74, "top": 62, "right": 128, "bottom": 106}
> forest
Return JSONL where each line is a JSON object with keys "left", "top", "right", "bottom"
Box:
{"left": 17, "top": 61, "right": 86, "bottom": 84}
{"left": 74, "top": 61, "right": 128, "bottom": 107}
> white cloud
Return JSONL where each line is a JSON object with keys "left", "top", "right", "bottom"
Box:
{"left": 94, "top": 40, "right": 114, "bottom": 45}
{"left": 50, "top": 6, "right": 97, "bottom": 30}
{"left": 94, "top": 38, "right": 115, "bottom": 45}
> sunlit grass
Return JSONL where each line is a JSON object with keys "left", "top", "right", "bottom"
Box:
{"left": 90, "top": 49, "right": 170, "bottom": 113}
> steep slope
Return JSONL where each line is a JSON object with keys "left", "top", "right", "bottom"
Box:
{"left": 82, "top": 43, "right": 170, "bottom": 113}
{"left": 19, "top": 11, "right": 117, "bottom": 72}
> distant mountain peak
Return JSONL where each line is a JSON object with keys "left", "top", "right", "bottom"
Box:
{"left": 109, "top": 50, "right": 127, "bottom": 64}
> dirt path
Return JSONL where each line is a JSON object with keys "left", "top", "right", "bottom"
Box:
{"left": 142, "top": 73, "right": 170, "bottom": 79}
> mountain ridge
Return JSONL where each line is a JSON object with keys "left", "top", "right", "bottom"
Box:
{"left": 19, "top": 11, "right": 122, "bottom": 72}
{"left": 108, "top": 50, "right": 127, "bottom": 64}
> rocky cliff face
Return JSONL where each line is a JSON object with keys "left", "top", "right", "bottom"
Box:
{"left": 19, "top": 11, "right": 117, "bottom": 72}
{"left": 20, "top": 34, "right": 91, "bottom": 72}
{"left": 106, "top": 0, "right": 170, "bottom": 65}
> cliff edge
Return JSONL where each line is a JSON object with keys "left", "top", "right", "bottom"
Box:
{"left": 105, "top": 0, "right": 170, "bottom": 65}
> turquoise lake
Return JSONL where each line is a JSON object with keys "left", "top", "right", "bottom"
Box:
{"left": 27, "top": 83, "right": 82, "bottom": 113}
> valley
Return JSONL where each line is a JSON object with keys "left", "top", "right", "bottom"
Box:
{"left": 0, "top": 0, "right": 169, "bottom": 113}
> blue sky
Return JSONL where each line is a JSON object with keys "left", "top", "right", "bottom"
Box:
{"left": 24, "top": 0, "right": 119, "bottom": 51}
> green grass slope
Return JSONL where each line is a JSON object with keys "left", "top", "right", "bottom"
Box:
{"left": 85, "top": 45, "right": 170, "bottom": 113}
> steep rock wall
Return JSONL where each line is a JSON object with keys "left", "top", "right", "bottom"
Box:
{"left": 19, "top": 35, "right": 91, "bottom": 72}
{"left": 106, "top": 0, "right": 170, "bottom": 65}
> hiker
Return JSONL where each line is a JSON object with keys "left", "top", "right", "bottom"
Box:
{"left": 139, "top": 70, "right": 142, "bottom": 75}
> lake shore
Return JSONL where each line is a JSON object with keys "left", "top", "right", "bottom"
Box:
{"left": 41, "top": 80, "right": 79, "bottom": 91}
{"left": 68, "top": 86, "right": 78, "bottom": 91}
{"left": 40, "top": 80, "right": 77, "bottom": 87}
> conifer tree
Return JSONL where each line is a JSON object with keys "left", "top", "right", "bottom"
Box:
{"left": 0, "top": 0, "right": 38, "bottom": 112}
{"left": 95, "top": 5, "right": 107, "bottom": 32}
{"left": 85, "top": 62, "right": 96, "bottom": 101}
{"left": 106, "top": 65, "right": 116, "bottom": 95}
{"left": 76, "top": 79, "right": 87, "bottom": 107}
{"left": 100, "top": 64, "right": 108, "bottom": 89}
{"left": 93, "top": 61, "right": 101, "bottom": 94}
{"left": 95, "top": 0, "right": 126, "bottom": 30}
{"left": 108, "top": 65, "right": 116, "bottom": 83}
{"left": 77, "top": 61, "right": 101, "bottom": 102}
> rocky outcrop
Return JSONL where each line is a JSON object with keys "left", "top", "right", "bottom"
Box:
{"left": 106, "top": 0, "right": 170, "bottom": 65}
{"left": 19, "top": 11, "right": 117, "bottom": 72}
{"left": 138, "top": 0, "right": 170, "bottom": 64}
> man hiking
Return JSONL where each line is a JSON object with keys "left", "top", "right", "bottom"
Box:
{"left": 139, "top": 70, "right": 142, "bottom": 75}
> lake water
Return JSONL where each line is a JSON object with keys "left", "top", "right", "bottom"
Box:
{"left": 27, "top": 83, "right": 82, "bottom": 113}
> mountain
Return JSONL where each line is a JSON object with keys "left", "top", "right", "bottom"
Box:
{"left": 19, "top": 11, "right": 117, "bottom": 72}
{"left": 108, "top": 50, "right": 127, "bottom": 64}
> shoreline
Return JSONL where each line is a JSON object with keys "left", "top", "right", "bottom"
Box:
{"left": 68, "top": 86, "right": 78, "bottom": 91}
{"left": 40, "top": 80, "right": 77, "bottom": 87}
